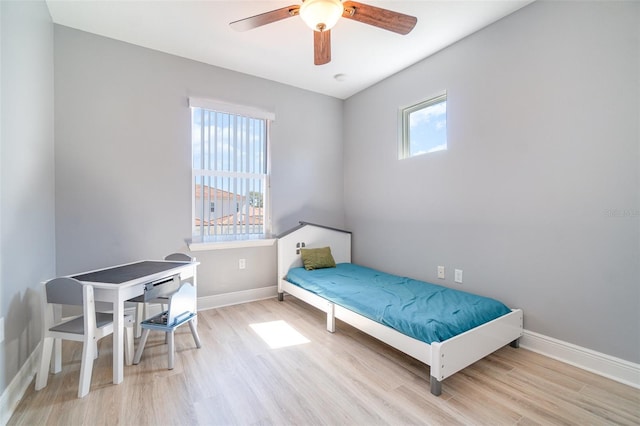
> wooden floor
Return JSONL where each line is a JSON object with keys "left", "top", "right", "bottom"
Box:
{"left": 9, "top": 297, "right": 640, "bottom": 425}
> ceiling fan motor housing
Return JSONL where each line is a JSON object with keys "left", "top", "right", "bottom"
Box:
{"left": 300, "top": 0, "right": 344, "bottom": 32}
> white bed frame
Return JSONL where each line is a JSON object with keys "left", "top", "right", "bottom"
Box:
{"left": 277, "top": 222, "right": 524, "bottom": 396}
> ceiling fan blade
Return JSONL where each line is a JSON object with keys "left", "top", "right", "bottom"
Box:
{"left": 342, "top": 1, "right": 417, "bottom": 35}
{"left": 314, "top": 30, "right": 331, "bottom": 65}
{"left": 230, "top": 5, "right": 300, "bottom": 32}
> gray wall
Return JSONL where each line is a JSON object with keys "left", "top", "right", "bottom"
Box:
{"left": 2, "top": 0, "right": 637, "bottom": 402}
{"left": 344, "top": 1, "right": 639, "bottom": 363}
{"left": 54, "top": 26, "right": 344, "bottom": 297}
{"left": 0, "top": 0, "right": 55, "bottom": 394}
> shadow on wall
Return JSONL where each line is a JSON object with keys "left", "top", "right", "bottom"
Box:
{"left": 4, "top": 287, "right": 41, "bottom": 385}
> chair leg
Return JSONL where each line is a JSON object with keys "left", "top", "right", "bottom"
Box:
{"left": 167, "top": 331, "right": 175, "bottom": 370}
{"left": 163, "top": 309, "right": 169, "bottom": 344}
{"left": 52, "top": 338, "right": 62, "bottom": 374}
{"left": 188, "top": 320, "right": 202, "bottom": 349}
{"left": 135, "top": 303, "right": 144, "bottom": 338}
{"left": 78, "top": 338, "right": 95, "bottom": 398}
{"left": 133, "top": 329, "right": 150, "bottom": 365}
{"left": 35, "top": 337, "right": 53, "bottom": 391}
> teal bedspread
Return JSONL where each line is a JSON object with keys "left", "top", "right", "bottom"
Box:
{"left": 286, "top": 263, "right": 511, "bottom": 344}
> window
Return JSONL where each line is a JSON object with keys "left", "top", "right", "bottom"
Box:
{"left": 190, "top": 98, "right": 273, "bottom": 243}
{"left": 399, "top": 92, "right": 447, "bottom": 159}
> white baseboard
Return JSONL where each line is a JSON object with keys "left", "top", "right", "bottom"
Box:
{"left": 197, "top": 285, "right": 277, "bottom": 311}
{"left": 1, "top": 343, "right": 40, "bottom": 426}
{"left": 520, "top": 330, "right": 640, "bottom": 389}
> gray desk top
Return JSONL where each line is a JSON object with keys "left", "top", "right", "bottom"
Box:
{"left": 72, "top": 261, "right": 187, "bottom": 284}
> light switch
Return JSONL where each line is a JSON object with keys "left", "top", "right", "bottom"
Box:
{"left": 454, "top": 269, "right": 463, "bottom": 283}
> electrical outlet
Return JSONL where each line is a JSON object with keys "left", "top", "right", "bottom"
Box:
{"left": 455, "top": 269, "right": 463, "bottom": 283}
{"left": 239, "top": 259, "right": 246, "bottom": 270}
{"left": 437, "top": 266, "right": 445, "bottom": 279}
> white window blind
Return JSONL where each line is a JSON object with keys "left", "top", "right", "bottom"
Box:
{"left": 191, "top": 99, "right": 272, "bottom": 241}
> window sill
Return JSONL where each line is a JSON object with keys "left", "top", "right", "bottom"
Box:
{"left": 187, "top": 236, "right": 276, "bottom": 251}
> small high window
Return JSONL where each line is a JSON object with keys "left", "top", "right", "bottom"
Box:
{"left": 399, "top": 92, "right": 447, "bottom": 159}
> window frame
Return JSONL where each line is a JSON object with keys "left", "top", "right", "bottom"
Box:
{"left": 399, "top": 92, "right": 447, "bottom": 159}
{"left": 188, "top": 98, "right": 274, "bottom": 250}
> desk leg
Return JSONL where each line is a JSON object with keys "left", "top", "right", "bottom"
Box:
{"left": 113, "top": 298, "right": 124, "bottom": 384}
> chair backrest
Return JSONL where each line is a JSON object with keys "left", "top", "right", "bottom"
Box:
{"left": 164, "top": 253, "right": 194, "bottom": 262}
{"left": 166, "top": 282, "right": 196, "bottom": 326}
{"left": 45, "top": 277, "right": 85, "bottom": 306}
{"left": 42, "top": 277, "right": 98, "bottom": 336}
{"left": 144, "top": 274, "right": 181, "bottom": 301}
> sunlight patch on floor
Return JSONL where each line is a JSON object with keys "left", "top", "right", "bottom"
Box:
{"left": 250, "top": 320, "right": 311, "bottom": 349}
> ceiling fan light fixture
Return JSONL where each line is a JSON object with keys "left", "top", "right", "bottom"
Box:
{"left": 300, "top": 0, "right": 343, "bottom": 32}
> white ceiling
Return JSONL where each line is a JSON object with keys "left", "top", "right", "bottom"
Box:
{"left": 46, "top": 0, "right": 533, "bottom": 99}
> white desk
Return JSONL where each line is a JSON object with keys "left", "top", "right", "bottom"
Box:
{"left": 69, "top": 260, "right": 198, "bottom": 384}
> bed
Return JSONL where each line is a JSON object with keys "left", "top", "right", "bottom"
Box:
{"left": 277, "top": 222, "right": 523, "bottom": 396}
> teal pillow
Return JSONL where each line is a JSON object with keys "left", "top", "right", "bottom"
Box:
{"left": 300, "top": 247, "right": 336, "bottom": 270}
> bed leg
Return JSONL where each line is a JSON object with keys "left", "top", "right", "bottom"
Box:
{"left": 278, "top": 292, "right": 284, "bottom": 302}
{"left": 326, "top": 302, "right": 335, "bottom": 333}
{"left": 510, "top": 338, "right": 520, "bottom": 348}
{"left": 430, "top": 376, "right": 442, "bottom": 396}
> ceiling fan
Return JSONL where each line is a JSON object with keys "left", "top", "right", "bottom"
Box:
{"left": 230, "top": 0, "right": 417, "bottom": 66}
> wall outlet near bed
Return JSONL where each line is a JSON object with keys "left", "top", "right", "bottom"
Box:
{"left": 454, "top": 269, "right": 463, "bottom": 283}
{"left": 437, "top": 266, "right": 445, "bottom": 279}
{"left": 239, "top": 259, "right": 246, "bottom": 270}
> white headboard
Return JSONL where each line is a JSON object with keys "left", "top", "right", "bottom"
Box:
{"left": 277, "top": 222, "right": 351, "bottom": 292}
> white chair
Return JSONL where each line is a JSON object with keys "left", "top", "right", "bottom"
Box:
{"left": 157, "top": 253, "right": 195, "bottom": 310}
{"left": 133, "top": 281, "right": 201, "bottom": 369}
{"left": 129, "top": 253, "right": 195, "bottom": 337}
{"left": 35, "top": 277, "right": 134, "bottom": 398}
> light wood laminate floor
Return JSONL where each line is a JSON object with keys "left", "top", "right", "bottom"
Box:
{"left": 9, "top": 297, "right": 640, "bottom": 425}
